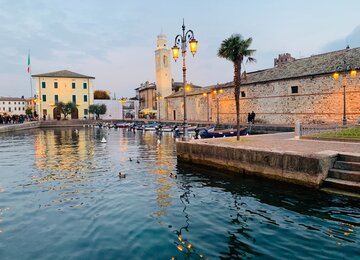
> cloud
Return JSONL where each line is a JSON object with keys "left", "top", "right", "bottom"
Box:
{"left": 322, "top": 25, "right": 360, "bottom": 52}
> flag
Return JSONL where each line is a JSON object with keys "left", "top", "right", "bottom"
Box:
{"left": 27, "top": 51, "right": 30, "bottom": 73}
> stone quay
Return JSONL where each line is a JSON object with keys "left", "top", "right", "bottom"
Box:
{"left": 177, "top": 132, "right": 360, "bottom": 194}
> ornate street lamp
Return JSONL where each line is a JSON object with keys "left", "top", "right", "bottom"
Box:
{"left": 333, "top": 61, "right": 357, "bottom": 127}
{"left": 171, "top": 20, "right": 198, "bottom": 140}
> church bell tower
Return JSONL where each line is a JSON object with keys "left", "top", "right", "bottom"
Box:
{"left": 155, "top": 34, "right": 172, "bottom": 120}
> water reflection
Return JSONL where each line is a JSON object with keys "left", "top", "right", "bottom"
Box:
{"left": 176, "top": 162, "right": 360, "bottom": 258}
{"left": 32, "top": 128, "right": 99, "bottom": 209}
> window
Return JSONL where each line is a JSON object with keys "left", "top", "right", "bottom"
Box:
{"left": 23, "top": 107, "right": 25, "bottom": 110}
{"left": 8, "top": 102, "right": 10, "bottom": 104}
{"left": 8, "top": 107, "right": 11, "bottom": 112}
{"left": 72, "top": 82, "right": 76, "bottom": 89}
{"left": 14, "top": 107, "right": 16, "bottom": 111}
{"left": 241, "top": 91, "right": 246, "bottom": 97}
{"left": 22, "top": 102, "right": 25, "bottom": 104}
{"left": 54, "top": 95, "right": 59, "bottom": 103}
{"left": 291, "top": 86, "right": 298, "bottom": 94}
{"left": 42, "top": 94, "right": 47, "bottom": 102}
{"left": 72, "top": 95, "right": 76, "bottom": 104}
{"left": 83, "top": 95, "right": 88, "bottom": 102}
{"left": 54, "top": 82, "right": 58, "bottom": 88}
{"left": 83, "top": 82, "right": 87, "bottom": 89}
{"left": 84, "top": 109, "right": 88, "bottom": 115}
{"left": 42, "top": 82, "right": 46, "bottom": 88}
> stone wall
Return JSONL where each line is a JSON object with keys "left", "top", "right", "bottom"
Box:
{"left": 177, "top": 141, "right": 337, "bottom": 188}
{"left": 0, "top": 121, "right": 40, "bottom": 133}
{"left": 165, "top": 74, "right": 360, "bottom": 125}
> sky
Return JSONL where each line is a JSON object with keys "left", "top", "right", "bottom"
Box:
{"left": 1, "top": 0, "right": 360, "bottom": 98}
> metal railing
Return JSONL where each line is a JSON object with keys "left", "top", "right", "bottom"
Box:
{"left": 300, "top": 122, "right": 359, "bottom": 138}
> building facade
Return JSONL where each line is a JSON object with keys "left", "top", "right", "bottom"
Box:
{"left": 165, "top": 47, "right": 360, "bottom": 125}
{"left": 136, "top": 81, "right": 157, "bottom": 118}
{"left": 32, "top": 70, "right": 95, "bottom": 120}
{"left": 94, "top": 99, "right": 139, "bottom": 120}
{"left": 0, "top": 97, "right": 27, "bottom": 115}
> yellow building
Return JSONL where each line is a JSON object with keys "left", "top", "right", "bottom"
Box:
{"left": 32, "top": 70, "right": 95, "bottom": 120}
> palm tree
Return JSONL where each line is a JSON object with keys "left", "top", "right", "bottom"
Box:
{"left": 218, "top": 34, "right": 256, "bottom": 140}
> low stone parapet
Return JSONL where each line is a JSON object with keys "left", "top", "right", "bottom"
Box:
{"left": 176, "top": 141, "right": 337, "bottom": 188}
{"left": 0, "top": 121, "right": 40, "bottom": 133}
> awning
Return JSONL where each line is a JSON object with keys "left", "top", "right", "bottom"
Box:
{"left": 140, "top": 109, "right": 157, "bottom": 114}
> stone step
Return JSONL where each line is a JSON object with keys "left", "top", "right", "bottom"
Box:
{"left": 321, "top": 187, "right": 360, "bottom": 199}
{"left": 333, "top": 161, "right": 360, "bottom": 171}
{"left": 338, "top": 154, "right": 360, "bottom": 163}
{"left": 328, "top": 169, "right": 360, "bottom": 182}
{"left": 322, "top": 178, "right": 360, "bottom": 193}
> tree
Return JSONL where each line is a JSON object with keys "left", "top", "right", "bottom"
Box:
{"left": 89, "top": 104, "right": 107, "bottom": 119}
{"left": 56, "top": 101, "right": 77, "bottom": 119}
{"left": 25, "top": 108, "right": 32, "bottom": 116}
{"left": 94, "top": 90, "right": 111, "bottom": 100}
{"left": 218, "top": 34, "right": 256, "bottom": 140}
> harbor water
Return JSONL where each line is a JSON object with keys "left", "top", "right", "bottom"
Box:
{"left": 0, "top": 127, "right": 359, "bottom": 259}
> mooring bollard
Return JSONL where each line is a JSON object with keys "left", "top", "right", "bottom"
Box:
{"left": 294, "top": 121, "right": 302, "bottom": 139}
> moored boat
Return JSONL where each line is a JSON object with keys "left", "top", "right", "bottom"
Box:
{"left": 199, "top": 127, "right": 247, "bottom": 138}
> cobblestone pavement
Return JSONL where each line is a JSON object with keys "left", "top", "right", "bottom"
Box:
{"left": 193, "top": 132, "right": 360, "bottom": 155}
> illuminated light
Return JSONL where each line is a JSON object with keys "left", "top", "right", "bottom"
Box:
{"left": 185, "top": 85, "right": 191, "bottom": 92}
{"left": 178, "top": 235, "right": 182, "bottom": 241}
{"left": 213, "top": 90, "right": 217, "bottom": 94}
{"left": 189, "top": 38, "right": 198, "bottom": 56}
{"left": 344, "top": 232, "right": 350, "bottom": 236}
{"left": 176, "top": 245, "right": 184, "bottom": 251}
{"left": 219, "top": 89, "right": 223, "bottom": 93}
{"left": 333, "top": 72, "right": 339, "bottom": 80}
{"left": 350, "top": 70, "right": 357, "bottom": 78}
{"left": 171, "top": 257, "right": 175, "bottom": 260}
{"left": 187, "top": 244, "right": 192, "bottom": 249}
{"left": 202, "top": 93, "right": 207, "bottom": 97}
{"left": 172, "top": 45, "right": 180, "bottom": 60}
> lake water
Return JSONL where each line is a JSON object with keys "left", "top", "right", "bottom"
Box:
{"left": 0, "top": 127, "right": 359, "bottom": 259}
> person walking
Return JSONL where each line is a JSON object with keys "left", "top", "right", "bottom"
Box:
{"left": 251, "top": 111, "right": 256, "bottom": 124}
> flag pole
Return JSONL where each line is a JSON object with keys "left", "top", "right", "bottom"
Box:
{"left": 28, "top": 49, "right": 33, "bottom": 98}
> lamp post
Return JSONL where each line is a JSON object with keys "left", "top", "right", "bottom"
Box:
{"left": 171, "top": 20, "right": 198, "bottom": 141}
{"left": 333, "top": 60, "right": 357, "bottom": 127}
{"left": 120, "top": 98, "right": 127, "bottom": 120}
{"left": 156, "top": 92, "right": 162, "bottom": 123}
{"left": 212, "top": 85, "right": 223, "bottom": 126}
{"left": 202, "top": 92, "right": 209, "bottom": 122}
